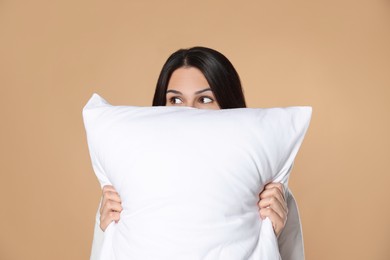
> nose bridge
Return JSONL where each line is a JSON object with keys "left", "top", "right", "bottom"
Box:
{"left": 188, "top": 97, "right": 198, "bottom": 108}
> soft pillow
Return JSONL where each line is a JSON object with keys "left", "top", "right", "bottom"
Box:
{"left": 82, "top": 93, "right": 312, "bottom": 260}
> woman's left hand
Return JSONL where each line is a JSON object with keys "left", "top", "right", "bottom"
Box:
{"left": 258, "top": 183, "right": 288, "bottom": 237}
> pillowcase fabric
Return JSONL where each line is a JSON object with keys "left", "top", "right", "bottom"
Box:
{"left": 82, "top": 93, "right": 312, "bottom": 260}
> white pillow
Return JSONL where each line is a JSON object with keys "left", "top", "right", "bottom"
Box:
{"left": 82, "top": 93, "right": 312, "bottom": 260}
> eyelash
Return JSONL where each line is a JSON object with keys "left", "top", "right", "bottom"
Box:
{"left": 169, "top": 96, "right": 214, "bottom": 104}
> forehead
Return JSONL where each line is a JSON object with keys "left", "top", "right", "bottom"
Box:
{"left": 167, "top": 67, "right": 210, "bottom": 93}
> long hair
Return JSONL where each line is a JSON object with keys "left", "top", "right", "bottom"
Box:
{"left": 152, "top": 47, "right": 247, "bottom": 109}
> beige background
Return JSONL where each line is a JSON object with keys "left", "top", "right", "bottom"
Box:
{"left": 1, "top": 0, "right": 389, "bottom": 259}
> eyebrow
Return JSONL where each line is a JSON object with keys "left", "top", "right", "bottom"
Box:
{"left": 166, "top": 88, "right": 212, "bottom": 95}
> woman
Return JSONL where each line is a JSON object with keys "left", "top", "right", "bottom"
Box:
{"left": 91, "top": 47, "right": 304, "bottom": 260}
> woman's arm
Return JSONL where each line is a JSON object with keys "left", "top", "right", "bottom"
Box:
{"left": 258, "top": 183, "right": 288, "bottom": 237}
{"left": 90, "top": 202, "right": 104, "bottom": 260}
{"left": 90, "top": 186, "right": 304, "bottom": 259}
{"left": 90, "top": 186, "right": 122, "bottom": 260}
{"left": 278, "top": 188, "right": 305, "bottom": 260}
{"left": 258, "top": 183, "right": 305, "bottom": 259}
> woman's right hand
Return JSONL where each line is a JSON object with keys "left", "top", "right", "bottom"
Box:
{"left": 100, "top": 185, "right": 123, "bottom": 231}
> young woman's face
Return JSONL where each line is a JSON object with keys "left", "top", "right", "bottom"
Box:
{"left": 165, "top": 67, "right": 221, "bottom": 110}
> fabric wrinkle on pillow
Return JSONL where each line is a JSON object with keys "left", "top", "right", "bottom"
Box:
{"left": 82, "top": 93, "right": 312, "bottom": 260}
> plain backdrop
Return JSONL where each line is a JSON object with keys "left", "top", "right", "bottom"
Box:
{"left": 1, "top": 0, "right": 389, "bottom": 259}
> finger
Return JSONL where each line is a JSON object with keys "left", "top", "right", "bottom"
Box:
{"left": 258, "top": 196, "right": 287, "bottom": 221}
{"left": 259, "top": 188, "right": 286, "bottom": 211}
{"left": 100, "top": 211, "right": 121, "bottom": 232}
{"left": 100, "top": 192, "right": 121, "bottom": 214}
{"left": 102, "top": 186, "right": 121, "bottom": 200}
{"left": 103, "top": 191, "right": 122, "bottom": 203}
{"left": 259, "top": 207, "right": 284, "bottom": 237}
{"left": 102, "top": 185, "right": 117, "bottom": 193}
{"left": 101, "top": 200, "right": 123, "bottom": 216}
{"left": 264, "top": 183, "right": 285, "bottom": 198}
{"left": 100, "top": 200, "right": 123, "bottom": 228}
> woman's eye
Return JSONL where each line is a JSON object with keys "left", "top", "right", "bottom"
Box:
{"left": 169, "top": 97, "right": 183, "bottom": 104}
{"left": 199, "top": 97, "right": 213, "bottom": 104}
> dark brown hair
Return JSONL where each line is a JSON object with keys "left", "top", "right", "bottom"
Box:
{"left": 152, "top": 46, "right": 247, "bottom": 109}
